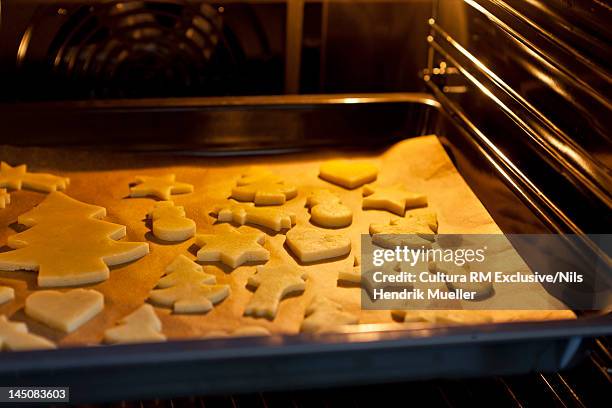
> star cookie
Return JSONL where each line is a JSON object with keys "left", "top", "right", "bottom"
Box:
{"left": 369, "top": 212, "right": 437, "bottom": 249}
{"left": 0, "top": 162, "right": 69, "bottom": 193}
{"left": 129, "top": 174, "right": 193, "bottom": 200}
{"left": 362, "top": 183, "right": 427, "bottom": 215}
{"left": 212, "top": 203, "right": 296, "bottom": 232}
{"left": 195, "top": 224, "right": 269, "bottom": 268}
{"left": 0, "top": 286, "right": 14, "bottom": 305}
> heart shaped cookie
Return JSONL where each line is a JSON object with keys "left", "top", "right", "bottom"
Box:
{"left": 319, "top": 160, "right": 378, "bottom": 189}
{"left": 25, "top": 289, "right": 104, "bottom": 333}
{"left": 285, "top": 226, "right": 351, "bottom": 263}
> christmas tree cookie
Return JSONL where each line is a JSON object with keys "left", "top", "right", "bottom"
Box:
{"left": 0, "top": 162, "right": 69, "bottom": 193}
{"left": 104, "top": 304, "right": 166, "bottom": 344}
{"left": 149, "top": 255, "right": 229, "bottom": 313}
{"left": 231, "top": 167, "right": 297, "bottom": 205}
{"left": 301, "top": 296, "right": 358, "bottom": 333}
{"left": 0, "top": 315, "right": 56, "bottom": 351}
{"left": 0, "top": 192, "right": 149, "bottom": 287}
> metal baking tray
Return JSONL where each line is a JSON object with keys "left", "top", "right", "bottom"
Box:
{"left": 0, "top": 94, "right": 610, "bottom": 403}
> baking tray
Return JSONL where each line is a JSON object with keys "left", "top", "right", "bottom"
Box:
{"left": 0, "top": 93, "right": 610, "bottom": 403}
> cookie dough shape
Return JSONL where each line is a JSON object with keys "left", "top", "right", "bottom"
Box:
{"left": 0, "top": 162, "right": 69, "bottom": 193}
{"left": 0, "top": 315, "right": 56, "bottom": 351}
{"left": 195, "top": 224, "right": 269, "bottom": 268}
{"left": 430, "top": 261, "right": 494, "bottom": 300}
{"left": 130, "top": 174, "right": 193, "bottom": 200}
{"left": 362, "top": 184, "right": 427, "bottom": 216}
{"left": 245, "top": 264, "right": 307, "bottom": 319}
{"left": 0, "top": 286, "right": 14, "bottom": 305}
{"left": 306, "top": 189, "right": 353, "bottom": 228}
{"left": 301, "top": 296, "right": 358, "bottom": 333}
{"left": 0, "top": 189, "right": 10, "bottom": 208}
{"left": 319, "top": 160, "right": 378, "bottom": 189}
{"left": 147, "top": 201, "right": 195, "bottom": 242}
{"left": 212, "top": 203, "right": 296, "bottom": 232}
{"left": 104, "top": 304, "right": 166, "bottom": 344}
{"left": 369, "top": 213, "right": 437, "bottom": 249}
{"left": 231, "top": 168, "right": 297, "bottom": 205}
{"left": 286, "top": 227, "right": 351, "bottom": 263}
{"left": 149, "top": 255, "right": 230, "bottom": 313}
{"left": 338, "top": 255, "right": 400, "bottom": 295}
{"left": 25, "top": 289, "right": 104, "bottom": 333}
{"left": 0, "top": 192, "right": 149, "bottom": 287}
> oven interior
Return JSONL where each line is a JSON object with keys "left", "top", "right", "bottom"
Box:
{"left": 0, "top": 0, "right": 610, "bottom": 404}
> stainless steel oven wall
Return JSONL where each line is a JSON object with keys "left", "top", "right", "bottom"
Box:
{"left": 426, "top": 0, "right": 611, "bottom": 234}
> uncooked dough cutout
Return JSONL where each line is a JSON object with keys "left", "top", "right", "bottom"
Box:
{"left": 362, "top": 183, "right": 427, "bottom": 215}
{"left": 429, "top": 261, "right": 494, "bottom": 300}
{"left": 130, "top": 174, "right": 193, "bottom": 200}
{"left": 201, "top": 326, "right": 271, "bottom": 339}
{"left": 306, "top": 189, "right": 352, "bottom": 228}
{"left": 212, "top": 203, "right": 296, "bottom": 232}
{"left": 231, "top": 167, "right": 297, "bottom": 205}
{"left": 149, "top": 255, "right": 229, "bottom": 313}
{"left": 0, "top": 192, "right": 149, "bottom": 287}
{"left": 369, "top": 212, "right": 437, "bottom": 249}
{"left": 0, "top": 286, "right": 15, "bottom": 305}
{"left": 301, "top": 296, "right": 358, "bottom": 333}
{"left": 0, "top": 162, "right": 69, "bottom": 193}
{"left": 319, "top": 160, "right": 378, "bottom": 189}
{"left": 104, "top": 304, "right": 166, "bottom": 344}
{"left": 147, "top": 201, "right": 195, "bottom": 241}
{"left": 0, "top": 315, "right": 56, "bottom": 351}
{"left": 0, "top": 189, "right": 10, "bottom": 208}
{"left": 244, "top": 264, "right": 306, "bottom": 319}
{"left": 285, "top": 227, "right": 351, "bottom": 263}
{"left": 25, "top": 289, "right": 104, "bottom": 333}
{"left": 195, "top": 224, "right": 269, "bottom": 268}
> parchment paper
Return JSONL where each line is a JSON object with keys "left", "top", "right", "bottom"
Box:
{"left": 0, "top": 135, "right": 574, "bottom": 347}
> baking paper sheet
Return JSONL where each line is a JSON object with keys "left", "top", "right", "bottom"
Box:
{"left": 0, "top": 135, "right": 574, "bottom": 347}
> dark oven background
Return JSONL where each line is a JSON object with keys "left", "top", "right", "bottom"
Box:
{"left": 0, "top": 0, "right": 433, "bottom": 101}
